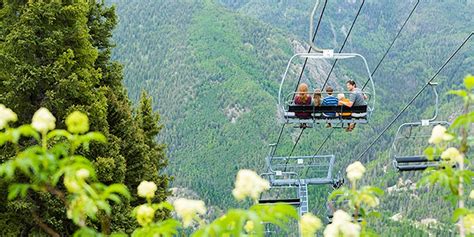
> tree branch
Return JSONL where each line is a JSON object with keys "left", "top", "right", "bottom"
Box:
{"left": 32, "top": 211, "right": 60, "bottom": 237}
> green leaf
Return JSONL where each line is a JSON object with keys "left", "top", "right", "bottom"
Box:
{"left": 0, "top": 161, "right": 16, "bottom": 180}
{"left": 11, "top": 129, "right": 20, "bottom": 144}
{"left": 110, "top": 233, "right": 128, "bottom": 237}
{"left": 448, "top": 89, "right": 468, "bottom": 98}
{"left": 96, "top": 200, "right": 112, "bottom": 215}
{"left": 152, "top": 202, "right": 174, "bottom": 211}
{"left": 17, "top": 125, "right": 40, "bottom": 142}
{"left": 450, "top": 114, "right": 469, "bottom": 129}
{"left": 107, "top": 194, "right": 121, "bottom": 203}
{"left": 73, "top": 227, "right": 103, "bottom": 237}
{"left": 83, "top": 132, "right": 107, "bottom": 143}
{"left": 424, "top": 147, "right": 435, "bottom": 160}
{"left": 0, "top": 133, "right": 9, "bottom": 146}
{"left": 47, "top": 129, "right": 72, "bottom": 140}
{"left": 110, "top": 233, "right": 127, "bottom": 237}
{"left": 453, "top": 208, "right": 471, "bottom": 222}
{"left": 102, "top": 183, "right": 130, "bottom": 200}
{"left": 464, "top": 74, "right": 474, "bottom": 90}
{"left": 328, "top": 188, "right": 346, "bottom": 200}
{"left": 8, "top": 184, "right": 30, "bottom": 200}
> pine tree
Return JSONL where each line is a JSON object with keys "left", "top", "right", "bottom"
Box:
{"left": 135, "top": 91, "right": 169, "bottom": 203}
{"left": 0, "top": 1, "right": 169, "bottom": 234}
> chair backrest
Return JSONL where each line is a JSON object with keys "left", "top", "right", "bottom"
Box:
{"left": 288, "top": 105, "right": 367, "bottom": 113}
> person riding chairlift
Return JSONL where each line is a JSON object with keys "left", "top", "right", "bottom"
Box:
{"left": 294, "top": 83, "right": 312, "bottom": 128}
{"left": 339, "top": 80, "right": 367, "bottom": 132}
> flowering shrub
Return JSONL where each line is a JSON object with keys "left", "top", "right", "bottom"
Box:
{"left": 0, "top": 107, "right": 130, "bottom": 236}
{"left": 420, "top": 74, "right": 474, "bottom": 236}
{"left": 131, "top": 169, "right": 299, "bottom": 237}
{"left": 328, "top": 161, "right": 384, "bottom": 236}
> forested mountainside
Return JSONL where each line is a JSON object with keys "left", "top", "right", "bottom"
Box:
{"left": 109, "top": 0, "right": 473, "bottom": 235}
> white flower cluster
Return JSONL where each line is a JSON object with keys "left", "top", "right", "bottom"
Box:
{"left": 32, "top": 107, "right": 56, "bottom": 133}
{"left": 428, "top": 125, "right": 453, "bottom": 144}
{"left": 324, "top": 210, "right": 360, "bottom": 237}
{"left": 346, "top": 161, "right": 366, "bottom": 183}
{"left": 0, "top": 104, "right": 17, "bottom": 129}
{"left": 173, "top": 198, "right": 206, "bottom": 227}
{"left": 232, "top": 169, "right": 270, "bottom": 201}
{"left": 137, "top": 180, "right": 157, "bottom": 199}
{"left": 300, "top": 213, "right": 322, "bottom": 237}
{"left": 441, "top": 147, "right": 463, "bottom": 164}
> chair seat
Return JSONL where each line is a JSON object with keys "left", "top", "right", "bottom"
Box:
{"left": 394, "top": 155, "right": 440, "bottom": 163}
{"left": 258, "top": 198, "right": 301, "bottom": 206}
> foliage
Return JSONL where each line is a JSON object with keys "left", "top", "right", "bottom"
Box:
{"left": 419, "top": 74, "right": 474, "bottom": 236}
{"left": 329, "top": 161, "right": 384, "bottom": 236}
{"left": 0, "top": 0, "right": 169, "bottom": 234}
{"left": 0, "top": 108, "right": 130, "bottom": 236}
{"left": 109, "top": 3, "right": 473, "bottom": 233}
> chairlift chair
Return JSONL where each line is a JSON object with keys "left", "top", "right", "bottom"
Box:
{"left": 258, "top": 175, "right": 302, "bottom": 208}
{"left": 258, "top": 172, "right": 308, "bottom": 218}
{"left": 277, "top": 0, "right": 375, "bottom": 127}
{"left": 391, "top": 83, "right": 451, "bottom": 172}
{"left": 277, "top": 52, "right": 376, "bottom": 126}
{"left": 266, "top": 155, "right": 336, "bottom": 186}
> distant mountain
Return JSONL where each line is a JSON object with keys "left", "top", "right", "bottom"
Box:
{"left": 109, "top": 0, "right": 474, "bottom": 235}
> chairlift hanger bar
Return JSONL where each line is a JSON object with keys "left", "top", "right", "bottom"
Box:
{"left": 309, "top": 0, "right": 325, "bottom": 53}
{"left": 356, "top": 31, "right": 474, "bottom": 163}
{"left": 292, "top": 0, "right": 328, "bottom": 100}
{"left": 390, "top": 121, "right": 451, "bottom": 161}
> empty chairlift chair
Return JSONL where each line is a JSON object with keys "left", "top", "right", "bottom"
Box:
{"left": 391, "top": 121, "right": 450, "bottom": 171}
{"left": 258, "top": 175, "right": 302, "bottom": 208}
{"left": 277, "top": 51, "right": 375, "bottom": 126}
{"left": 391, "top": 83, "right": 451, "bottom": 172}
{"left": 257, "top": 172, "right": 302, "bottom": 236}
{"left": 264, "top": 151, "right": 338, "bottom": 216}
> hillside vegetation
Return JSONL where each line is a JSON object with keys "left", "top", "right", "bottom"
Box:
{"left": 109, "top": 0, "right": 474, "bottom": 235}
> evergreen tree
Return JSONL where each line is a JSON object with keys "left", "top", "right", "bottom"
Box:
{"left": 0, "top": 1, "right": 169, "bottom": 234}
{"left": 135, "top": 91, "right": 169, "bottom": 203}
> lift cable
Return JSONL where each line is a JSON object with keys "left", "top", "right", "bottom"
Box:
{"left": 283, "top": 127, "right": 307, "bottom": 172}
{"left": 306, "top": 0, "right": 421, "bottom": 165}
{"left": 361, "top": 0, "right": 420, "bottom": 90}
{"left": 355, "top": 32, "right": 473, "bottom": 163}
{"left": 321, "top": 0, "right": 365, "bottom": 90}
{"left": 266, "top": 1, "right": 327, "bottom": 173}
{"left": 283, "top": 0, "right": 365, "bottom": 177}
{"left": 268, "top": 0, "right": 328, "bottom": 171}
{"left": 292, "top": 0, "right": 328, "bottom": 101}
{"left": 270, "top": 124, "right": 286, "bottom": 157}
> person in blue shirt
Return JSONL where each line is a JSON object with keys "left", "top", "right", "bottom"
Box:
{"left": 322, "top": 86, "right": 338, "bottom": 128}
